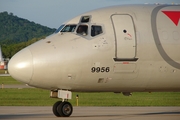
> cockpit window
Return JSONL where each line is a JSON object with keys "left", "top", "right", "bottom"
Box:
{"left": 91, "top": 25, "right": 103, "bottom": 37}
{"left": 61, "top": 24, "right": 77, "bottom": 32}
{"left": 76, "top": 25, "right": 88, "bottom": 36}
{"left": 54, "top": 24, "right": 65, "bottom": 33}
{"left": 81, "top": 16, "right": 90, "bottom": 23}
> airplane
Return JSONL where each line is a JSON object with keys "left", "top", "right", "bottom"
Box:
{"left": 8, "top": 4, "right": 180, "bottom": 117}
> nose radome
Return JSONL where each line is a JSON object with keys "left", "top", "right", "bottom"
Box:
{"left": 8, "top": 48, "right": 33, "bottom": 84}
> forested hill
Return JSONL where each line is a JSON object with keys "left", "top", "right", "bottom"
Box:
{"left": 0, "top": 11, "right": 56, "bottom": 44}
{"left": 0, "top": 11, "right": 56, "bottom": 58}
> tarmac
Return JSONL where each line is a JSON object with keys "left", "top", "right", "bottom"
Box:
{"left": 0, "top": 106, "right": 180, "bottom": 120}
{"left": 0, "top": 74, "right": 10, "bottom": 76}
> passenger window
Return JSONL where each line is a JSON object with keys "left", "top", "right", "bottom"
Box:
{"left": 91, "top": 25, "right": 103, "bottom": 37}
{"left": 81, "top": 16, "right": 90, "bottom": 23}
{"left": 76, "top": 25, "right": 88, "bottom": 36}
{"left": 61, "top": 24, "right": 76, "bottom": 32}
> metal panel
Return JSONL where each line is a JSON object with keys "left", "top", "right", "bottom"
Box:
{"left": 111, "top": 14, "right": 136, "bottom": 59}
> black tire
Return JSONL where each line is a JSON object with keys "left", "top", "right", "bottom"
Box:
{"left": 52, "top": 101, "right": 62, "bottom": 117}
{"left": 57, "top": 101, "right": 73, "bottom": 117}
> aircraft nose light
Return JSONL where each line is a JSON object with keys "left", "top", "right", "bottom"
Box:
{"left": 8, "top": 48, "right": 33, "bottom": 84}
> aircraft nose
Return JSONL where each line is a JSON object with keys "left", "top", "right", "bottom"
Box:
{"left": 8, "top": 48, "right": 33, "bottom": 84}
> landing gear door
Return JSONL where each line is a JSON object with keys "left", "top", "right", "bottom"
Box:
{"left": 111, "top": 14, "right": 137, "bottom": 61}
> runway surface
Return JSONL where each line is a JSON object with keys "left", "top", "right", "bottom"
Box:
{"left": 0, "top": 74, "right": 10, "bottom": 76}
{"left": 0, "top": 106, "right": 180, "bottom": 120}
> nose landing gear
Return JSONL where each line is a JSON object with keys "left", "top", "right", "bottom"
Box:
{"left": 53, "top": 101, "right": 73, "bottom": 117}
{"left": 51, "top": 90, "right": 73, "bottom": 117}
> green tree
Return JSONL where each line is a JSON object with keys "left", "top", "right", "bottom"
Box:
{"left": 0, "top": 11, "right": 56, "bottom": 58}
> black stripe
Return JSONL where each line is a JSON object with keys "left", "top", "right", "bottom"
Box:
{"left": 113, "top": 58, "right": 138, "bottom": 62}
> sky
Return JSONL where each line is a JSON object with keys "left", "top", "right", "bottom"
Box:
{"left": 0, "top": 0, "right": 179, "bottom": 29}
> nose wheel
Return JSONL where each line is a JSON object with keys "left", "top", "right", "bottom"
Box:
{"left": 53, "top": 101, "right": 73, "bottom": 117}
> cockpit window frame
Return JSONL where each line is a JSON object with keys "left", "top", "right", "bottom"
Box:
{"left": 91, "top": 25, "right": 103, "bottom": 37}
{"left": 54, "top": 24, "right": 65, "bottom": 33}
{"left": 76, "top": 24, "right": 89, "bottom": 36}
{"left": 61, "top": 24, "right": 77, "bottom": 32}
{"left": 75, "top": 15, "right": 105, "bottom": 39}
{"left": 80, "top": 15, "right": 92, "bottom": 23}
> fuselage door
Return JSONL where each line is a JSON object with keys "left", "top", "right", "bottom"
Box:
{"left": 111, "top": 14, "right": 137, "bottom": 61}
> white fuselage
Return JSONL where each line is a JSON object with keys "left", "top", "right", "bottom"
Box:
{"left": 8, "top": 4, "right": 180, "bottom": 92}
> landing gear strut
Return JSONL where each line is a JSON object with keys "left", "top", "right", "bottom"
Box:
{"left": 53, "top": 101, "right": 73, "bottom": 117}
{"left": 51, "top": 90, "right": 73, "bottom": 117}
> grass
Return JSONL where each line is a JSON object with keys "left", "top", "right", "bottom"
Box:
{"left": 72, "top": 92, "right": 180, "bottom": 106}
{"left": 0, "top": 88, "right": 180, "bottom": 106}
{"left": 0, "top": 76, "right": 22, "bottom": 84}
{"left": 0, "top": 88, "right": 57, "bottom": 106}
{"left": 0, "top": 76, "right": 180, "bottom": 106}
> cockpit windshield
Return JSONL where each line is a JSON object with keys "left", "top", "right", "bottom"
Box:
{"left": 54, "top": 16, "right": 103, "bottom": 38}
{"left": 61, "top": 24, "right": 77, "bottom": 32}
{"left": 54, "top": 24, "right": 65, "bottom": 33}
{"left": 54, "top": 24, "right": 77, "bottom": 33}
{"left": 76, "top": 25, "right": 88, "bottom": 36}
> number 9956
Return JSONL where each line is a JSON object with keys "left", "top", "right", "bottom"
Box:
{"left": 91, "top": 67, "right": 110, "bottom": 73}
